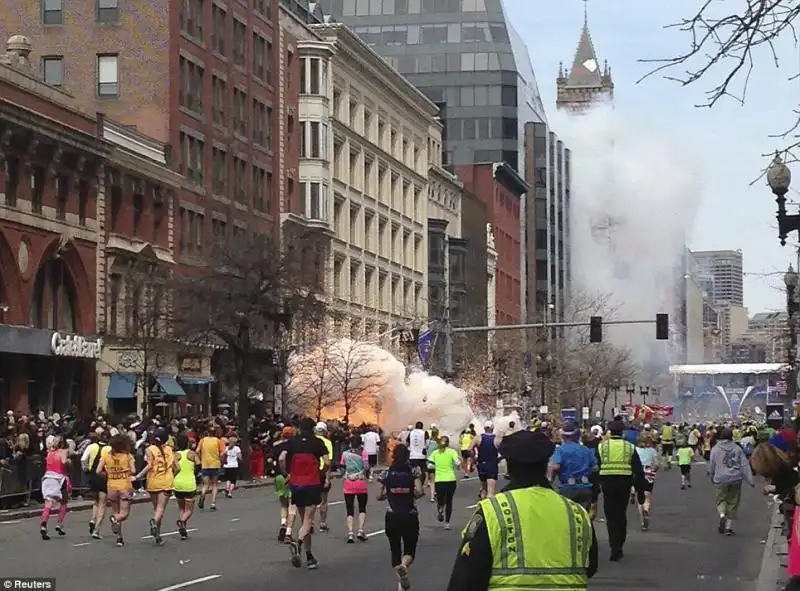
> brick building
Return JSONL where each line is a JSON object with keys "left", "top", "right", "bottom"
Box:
{"left": 0, "top": 0, "right": 284, "bottom": 250}
{"left": 455, "top": 162, "right": 527, "bottom": 326}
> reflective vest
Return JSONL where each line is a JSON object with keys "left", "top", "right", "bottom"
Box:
{"left": 732, "top": 428, "right": 742, "bottom": 442}
{"left": 661, "top": 426, "right": 673, "bottom": 442}
{"left": 598, "top": 438, "right": 634, "bottom": 477}
{"left": 478, "top": 487, "right": 591, "bottom": 591}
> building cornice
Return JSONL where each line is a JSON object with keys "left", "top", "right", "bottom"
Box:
{"left": 492, "top": 162, "right": 529, "bottom": 197}
{"left": 297, "top": 39, "right": 336, "bottom": 58}
{"left": 429, "top": 164, "right": 463, "bottom": 189}
{"left": 310, "top": 23, "right": 439, "bottom": 121}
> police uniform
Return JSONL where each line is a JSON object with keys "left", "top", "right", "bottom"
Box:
{"left": 446, "top": 431, "right": 599, "bottom": 591}
{"left": 595, "top": 421, "right": 644, "bottom": 561}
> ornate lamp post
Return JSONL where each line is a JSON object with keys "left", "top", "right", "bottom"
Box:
{"left": 625, "top": 384, "right": 635, "bottom": 410}
{"left": 767, "top": 153, "right": 796, "bottom": 245}
{"left": 640, "top": 385, "right": 650, "bottom": 406}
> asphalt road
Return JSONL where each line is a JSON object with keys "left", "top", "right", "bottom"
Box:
{"left": 0, "top": 462, "right": 773, "bottom": 591}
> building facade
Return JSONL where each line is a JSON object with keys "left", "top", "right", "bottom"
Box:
{"left": 729, "top": 311, "right": 788, "bottom": 364}
{"left": 455, "top": 162, "right": 526, "bottom": 325}
{"left": 307, "top": 23, "right": 433, "bottom": 339}
{"left": 555, "top": 10, "right": 613, "bottom": 111}
{"left": 0, "top": 0, "right": 284, "bottom": 255}
{"left": 693, "top": 249, "right": 744, "bottom": 307}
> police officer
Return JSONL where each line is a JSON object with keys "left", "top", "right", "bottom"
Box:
{"left": 596, "top": 420, "right": 644, "bottom": 562}
{"left": 446, "top": 430, "right": 598, "bottom": 591}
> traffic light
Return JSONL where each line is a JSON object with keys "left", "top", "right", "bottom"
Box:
{"left": 589, "top": 316, "right": 602, "bottom": 343}
{"left": 656, "top": 313, "right": 669, "bottom": 340}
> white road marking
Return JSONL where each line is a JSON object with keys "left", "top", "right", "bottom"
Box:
{"left": 142, "top": 528, "right": 198, "bottom": 540}
{"left": 152, "top": 575, "right": 222, "bottom": 591}
{"left": 72, "top": 542, "right": 91, "bottom": 547}
{"left": 230, "top": 518, "right": 240, "bottom": 522}
{"left": 0, "top": 520, "right": 21, "bottom": 525}
{"left": 466, "top": 504, "right": 478, "bottom": 509}
{"left": 328, "top": 501, "right": 344, "bottom": 506}
{"left": 366, "top": 529, "right": 385, "bottom": 537}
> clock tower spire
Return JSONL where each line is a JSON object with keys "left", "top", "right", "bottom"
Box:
{"left": 556, "top": 0, "right": 614, "bottom": 112}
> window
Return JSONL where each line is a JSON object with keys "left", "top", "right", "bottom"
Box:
{"left": 301, "top": 182, "right": 328, "bottom": 220}
{"left": 109, "top": 181, "right": 122, "bottom": 231}
{"left": 254, "top": 0, "right": 271, "bottom": 19}
{"left": 212, "top": 75, "right": 226, "bottom": 125}
{"left": 97, "top": 0, "right": 119, "bottom": 22}
{"left": 132, "top": 190, "right": 143, "bottom": 236}
{"left": 233, "top": 157, "right": 247, "bottom": 204}
{"left": 252, "top": 99, "right": 271, "bottom": 148}
{"left": 233, "top": 88, "right": 247, "bottom": 136}
{"left": 212, "top": 4, "right": 226, "bottom": 55}
{"left": 300, "top": 57, "right": 326, "bottom": 95}
{"left": 97, "top": 54, "right": 119, "bottom": 96}
{"left": 420, "top": 25, "right": 447, "bottom": 44}
{"left": 179, "top": 132, "right": 205, "bottom": 185}
{"left": 31, "top": 166, "right": 45, "bottom": 214}
{"left": 180, "top": 0, "right": 204, "bottom": 41}
{"left": 253, "top": 165, "right": 271, "bottom": 213}
{"left": 42, "top": 0, "right": 62, "bottom": 24}
{"left": 42, "top": 57, "right": 63, "bottom": 87}
{"left": 178, "top": 56, "right": 204, "bottom": 115}
{"left": 55, "top": 175, "right": 68, "bottom": 221}
{"left": 300, "top": 121, "right": 327, "bottom": 159}
{"left": 179, "top": 207, "right": 204, "bottom": 255}
{"left": 108, "top": 274, "right": 121, "bottom": 334}
{"left": 4, "top": 156, "right": 19, "bottom": 207}
{"left": 212, "top": 147, "right": 227, "bottom": 195}
{"left": 233, "top": 19, "right": 246, "bottom": 67}
{"left": 252, "top": 34, "right": 272, "bottom": 84}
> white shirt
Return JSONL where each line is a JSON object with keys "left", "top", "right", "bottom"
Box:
{"left": 361, "top": 431, "right": 380, "bottom": 455}
{"left": 408, "top": 429, "right": 427, "bottom": 460}
{"left": 224, "top": 446, "right": 241, "bottom": 468}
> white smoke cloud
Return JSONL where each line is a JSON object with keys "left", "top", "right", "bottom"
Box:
{"left": 552, "top": 105, "right": 703, "bottom": 364}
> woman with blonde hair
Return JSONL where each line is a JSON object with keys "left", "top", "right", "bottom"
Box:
{"left": 751, "top": 442, "right": 798, "bottom": 514}
{"left": 39, "top": 435, "right": 70, "bottom": 540}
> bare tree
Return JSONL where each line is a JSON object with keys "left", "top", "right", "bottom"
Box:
{"left": 327, "top": 339, "right": 384, "bottom": 425}
{"left": 286, "top": 343, "right": 339, "bottom": 420}
{"left": 171, "top": 227, "right": 328, "bottom": 467}
{"left": 639, "top": 1, "right": 800, "bottom": 158}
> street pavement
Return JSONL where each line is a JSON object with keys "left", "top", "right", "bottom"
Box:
{"left": 0, "top": 462, "right": 774, "bottom": 591}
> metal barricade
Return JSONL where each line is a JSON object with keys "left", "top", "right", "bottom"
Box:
{"left": 0, "top": 462, "right": 32, "bottom": 509}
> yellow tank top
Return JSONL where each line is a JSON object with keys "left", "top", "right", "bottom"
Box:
{"left": 146, "top": 444, "right": 175, "bottom": 492}
{"left": 102, "top": 449, "right": 133, "bottom": 491}
{"left": 173, "top": 450, "right": 197, "bottom": 493}
{"left": 460, "top": 433, "right": 473, "bottom": 450}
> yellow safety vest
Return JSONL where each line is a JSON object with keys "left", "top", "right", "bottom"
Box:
{"left": 732, "top": 428, "right": 742, "bottom": 442}
{"left": 477, "top": 488, "right": 591, "bottom": 591}
{"left": 661, "top": 426, "right": 673, "bottom": 442}
{"left": 598, "top": 438, "right": 634, "bottom": 477}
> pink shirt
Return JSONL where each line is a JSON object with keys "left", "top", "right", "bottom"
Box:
{"left": 45, "top": 450, "right": 68, "bottom": 476}
{"left": 340, "top": 450, "right": 369, "bottom": 495}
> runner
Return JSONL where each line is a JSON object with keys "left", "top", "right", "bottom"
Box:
{"left": 197, "top": 425, "right": 225, "bottom": 511}
{"left": 272, "top": 426, "right": 296, "bottom": 542}
{"left": 97, "top": 433, "right": 136, "bottom": 547}
{"left": 425, "top": 425, "right": 440, "bottom": 503}
{"left": 635, "top": 434, "right": 659, "bottom": 531}
{"left": 407, "top": 421, "right": 428, "bottom": 488}
{"left": 39, "top": 436, "right": 70, "bottom": 540}
{"left": 279, "top": 417, "right": 330, "bottom": 570}
{"left": 341, "top": 434, "right": 370, "bottom": 543}
{"left": 677, "top": 440, "right": 693, "bottom": 490}
{"left": 471, "top": 420, "right": 499, "bottom": 499}
{"left": 81, "top": 430, "right": 109, "bottom": 539}
{"left": 135, "top": 427, "right": 177, "bottom": 545}
{"left": 660, "top": 421, "right": 674, "bottom": 469}
{"left": 173, "top": 434, "right": 199, "bottom": 540}
{"left": 458, "top": 426, "right": 475, "bottom": 478}
{"left": 428, "top": 435, "right": 460, "bottom": 530}
{"left": 377, "top": 444, "right": 423, "bottom": 591}
{"left": 314, "top": 421, "right": 333, "bottom": 533}
{"left": 223, "top": 436, "right": 242, "bottom": 498}
{"left": 361, "top": 427, "right": 381, "bottom": 481}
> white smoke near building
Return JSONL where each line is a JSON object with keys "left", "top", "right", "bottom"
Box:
{"left": 552, "top": 105, "right": 703, "bottom": 368}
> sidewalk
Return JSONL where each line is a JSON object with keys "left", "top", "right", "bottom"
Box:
{"left": 757, "top": 502, "right": 790, "bottom": 591}
{"left": 0, "top": 478, "right": 274, "bottom": 522}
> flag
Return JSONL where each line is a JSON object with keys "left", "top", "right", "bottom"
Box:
{"left": 417, "top": 329, "right": 435, "bottom": 369}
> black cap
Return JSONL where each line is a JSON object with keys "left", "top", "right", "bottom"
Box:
{"left": 607, "top": 420, "right": 624, "bottom": 435}
{"left": 499, "top": 430, "right": 554, "bottom": 464}
{"left": 154, "top": 427, "right": 168, "bottom": 444}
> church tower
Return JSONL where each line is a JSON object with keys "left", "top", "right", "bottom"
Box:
{"left": 556, "top": 2, "right": 613, "bottom": 111}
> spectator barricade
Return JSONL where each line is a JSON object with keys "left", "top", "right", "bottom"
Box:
{"left": 0, "top": 454, "right": 91, "bottom": 509}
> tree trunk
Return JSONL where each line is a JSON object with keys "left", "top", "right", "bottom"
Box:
{"left": 236, "top": 325, "right": 251, "bottom": 481}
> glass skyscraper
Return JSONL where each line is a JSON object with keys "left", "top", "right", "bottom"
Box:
{"left": 316, "top": 0, "right": 547, "bottom": 174}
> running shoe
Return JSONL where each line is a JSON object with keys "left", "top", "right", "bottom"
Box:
{"left": 89, "top": 521, "right": 95, "bottom": 535}
{"left": 319, "top": 523, "right": 329, "bottom": 533}
{"left": 177, "top": 520, "right": 189, "bottom": 540}
{"left": 396, "top": 564, "right": 411, "bottom": 590}
{"left": 197, "top": 496, "right": 205, "bottom": 509}
{"left": 210, "top": 504, "right": 217, "bottom": 512}
{"left": 356, "top": 530, "right": 368, "bottom": 542}
{"left": 55, "top": 524, "right": 65, "bottom": 536}
{"left": 436, "top": 507, "right": 444, "bottom": 522}
{"left": 115, "top": 537, "right": 124, "bottom": 547}
{"left": 110, "top": 515, "right": 121, "bottom": 536}
{"left": 289, "top": 540, "right": 302, "bottom": 568}
{"left": 91, "top": 530, "right": 103, "bottom": 540}
{"left": 444, "top": 522, "right": 451, "bottom": 530}
{"left": 725, "top": 528, "right": 735, "bottom": 536}
{"left": 306, "top": 555, "right": 319, "bottom": 570}
{"left": 278, "top": 525, "right": 287, "bottom": 542}
{"left": 347, "top": 532, "right": 355, "bottom": 544}
{"left": 40, "top": 524, "right": 49, "bottom": 541}
{"left": 717, "top": 516, "right": 726, "bottom": 534}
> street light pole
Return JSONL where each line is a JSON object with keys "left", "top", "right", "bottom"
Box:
{"left": 536, "top": 353, "right": 553, "bottom": 409}
{"left": 768, "top": 153, "right": 797, "bottom": 246}
{"left": 640, "top": 385, "right": 649, "bottom": 406}
{"left": 626, "top": 384, "right": 635, "bottom": 410}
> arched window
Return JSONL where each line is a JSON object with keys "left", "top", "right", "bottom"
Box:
{"left": 29, "top": 257, "right": 76, "bottom": 332}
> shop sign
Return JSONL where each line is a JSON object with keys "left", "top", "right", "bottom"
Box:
{"left": 179, "top": 356, "right": 202, "bottom": 372}
{"left": 118, "top": 351, "right": 140, "bottom": 369}
{"left": 50, "top": 332, "right": 103, "bottom": 359}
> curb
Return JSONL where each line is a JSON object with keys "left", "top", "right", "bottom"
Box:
{"left": 0, "top": 479, "right": 274, "bottom": 522}
{"left": 756, "top": 501, "right": 788, "bottom": 591}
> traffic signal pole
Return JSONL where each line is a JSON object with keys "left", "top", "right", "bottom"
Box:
{"left": 443, "top": 317, "right": 661, "bottom": 376}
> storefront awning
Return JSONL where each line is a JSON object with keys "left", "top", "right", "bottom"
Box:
{"left": 154, "top": 375, "right": 186, "bottom": 396}
{"left": 107, "top": 373, "right": 137, "bottom": 399}
{"left": 178, "top": 376, "right": 216, "bottom": 385}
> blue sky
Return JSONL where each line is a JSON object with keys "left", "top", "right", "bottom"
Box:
{"left": 503, "top": 0, "right": 800, "bottom": 313}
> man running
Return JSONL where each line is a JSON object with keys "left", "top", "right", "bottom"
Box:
{"left": 279, "top": 418, "right": 330, "bottom": 570}
{"left": 471, "top": 420, "right": 499, "bottom": 499}
{"left": 407, "top": 421, "right": 429, "bottom": 487}
{"left": 197, "top": 425, "right": 225, "bottom": 511}
{"left": 314, "top": 422, "right": 333, "bottom": 533}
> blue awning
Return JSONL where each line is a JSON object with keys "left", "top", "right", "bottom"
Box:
{"left": 178, "top": 376, "right": 216, "bottom": 385}
{"left": 107, "top": 373, "right": 137, "bottom": 399}
{"left": 154, "top": 375, "right": 186, "bottom": 396}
